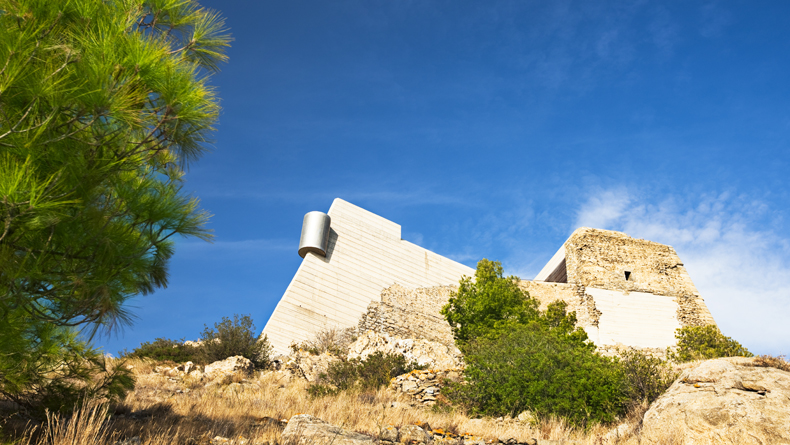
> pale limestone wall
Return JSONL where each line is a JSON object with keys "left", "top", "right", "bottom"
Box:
{"left": 262, "top": 199, "right": 474, "bottom": 354}
{"left": 565, "top": 227, "right": 699, "bottom": 297}
{"left": 380, "top": 284, "right": 458, "bottom": 317}
{"left": 358, "top": 285, "right": 456, "bottom": 347}
{"left": 517, "top": 281, "right": 601, "bottom": 332}
{"left": 562, "top": 227, "right": 715, "bottom": 328}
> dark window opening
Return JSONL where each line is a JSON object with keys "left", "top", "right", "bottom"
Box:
{"left": 545, "top": 258, "right": 568, "bottom": 283}
{"left": 624, "top": 270, "right": 632, "bottom": 281}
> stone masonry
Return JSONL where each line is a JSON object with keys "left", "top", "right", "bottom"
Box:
{"left": 264, "top": 198, "right": 718, "bottom": 355}
{"left": 357, "top": 285, "right": 457, "bottom": 348}
{"left": 563, "top": 228, "right": 715, "bottom": 327}
{"left": 355, "top": 228, "right": 718, "bottom": 354}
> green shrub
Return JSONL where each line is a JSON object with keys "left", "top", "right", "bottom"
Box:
{"left": 445, "top": 321, "right": 626, "bottom": 426}
{"left": 199, "top": 314, "right": 273, "bottom": 369}
{"left": 122, "top": 338, "right": 204, "bottom": 364}
{"left": 0, "top": 309, "right": 134, "bottom": 417}
{"left": 441, "top": 259, "right": 541, "bottom": 347}
{"left": 307, "top": 351, "right": 423, "bottom": 397}
{"left": 618, "top": 349, "right": 677, "bottom": 408}
{"left": 668, "top": 325, "right": 752, "bottom": 362}
{"left": 123, "top": 314, "right": 273, "bottom": 369}
{"left": 441, "top": 259, "right": 628, "bottom": 426}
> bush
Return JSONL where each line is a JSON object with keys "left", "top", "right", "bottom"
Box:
{"left": 199, "top": 314, "right": 273, "bottom": 369}
{"left": 0, "top": 309, "right": 134, "bottom": 416}
{"left": 289, "top": 327, "right": 357, "bottom": 357}
{"left": 445, "top": 321, "right": 625, "bottom": 426}
{"left": 307, "top": 351, "right": 423, "bottom": 397}
{"left": 751, "top": 355, "right": 790, "bottom": 372}
{"left": 618, "top": 349, "right": 677, "bottom": 408}
{"left": 122, "top": 338, "right": 204, "bottom": 364}
{"left": 441, "top": 259, "right": 542, "bottom": 347}
{"left": 441, "top": 259, "right": 628, "bottom": 426}
{"left": 123, "top": 314, "right": 273, "bottom": 369}
{"left": 668, "top": 325, "right": 752, "bottom": 362}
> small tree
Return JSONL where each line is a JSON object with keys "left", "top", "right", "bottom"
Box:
{"left": 668, "top": 325, "right": 752, "bottom": 362}
{"left": 441, "top": 259, "right": 625, "bottom": 426}
{"left": 200, "top": 314, "right": 273, "bottom": 369}
{"left": 444, "top": 308, "right": 626, "bottom": 426}
{"left": 0, "top": 0, "right": 230, "bottom": 412}
{"left": 441, "top": 259, "right": 541, "bottom": 346}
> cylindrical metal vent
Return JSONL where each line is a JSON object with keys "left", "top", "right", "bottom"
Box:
{"left": 298, "top": 211, "right": 331, "bottom": 258}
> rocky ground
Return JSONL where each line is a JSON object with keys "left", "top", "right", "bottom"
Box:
{"left": 4, "top": 334, "right": 789, "bottom": 445}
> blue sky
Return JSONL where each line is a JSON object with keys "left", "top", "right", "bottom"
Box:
{"left": 98, "top": 1, "right": 790, "bottom": 356}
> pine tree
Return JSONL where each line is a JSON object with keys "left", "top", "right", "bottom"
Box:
{"left": 0, "top": 0, "right": 230, "bottom": 411}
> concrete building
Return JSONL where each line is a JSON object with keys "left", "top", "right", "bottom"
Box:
{"left": 262, "top": 198, "right": 474, "bottom": 354}
{"left": 263, "top": 200, "right": 717, "bottom": 355}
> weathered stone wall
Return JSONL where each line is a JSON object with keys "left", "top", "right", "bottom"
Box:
{"left": 349, "top": 227, "right": 717, "bottom": 354}
{"left": 380, "top": 284, "right": 458, "bottom": 318}
{"left": 565, "top": 227, "right": 696, "bottom": 296}
{"left": 358, "top": 287, "right": 456, "bottom": 348}
{"left": 563, "top": 228, "right": 715, "bottom": 327}
{"left": 517, "top": 281, "right": 601, "bottom": 330}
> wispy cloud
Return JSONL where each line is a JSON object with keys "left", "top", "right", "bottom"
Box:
{"left": 177, "top": 238, "right": 293, "bottom": 257}
{"left": 575, "top": 189, "right": 790, "bottom": 355}
{"left": 203, "top": 187, "right": 475, "bottom": 209}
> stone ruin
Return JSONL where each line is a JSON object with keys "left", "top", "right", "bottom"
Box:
{"left": 262, "top": 199, "right": 717, "bottom": 357}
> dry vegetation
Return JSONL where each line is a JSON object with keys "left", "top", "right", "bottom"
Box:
{"left": 0, "top": 357, "right": 699, "bottom": 445}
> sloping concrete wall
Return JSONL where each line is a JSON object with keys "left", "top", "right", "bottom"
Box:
{"left": 262, "top": 198, "right": 474, "bottom": 354}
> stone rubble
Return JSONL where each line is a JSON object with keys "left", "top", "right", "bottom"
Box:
{"left": 276, "top": 414, "right": 568, "bottom": 445}
{"left": 348, "top": 331, "right": 463, "bottom": 369}
{"left": 276, "top": 349, "right": 340, "bottom": 382}
{"left": 204, "top": 356, "right": 254, "bottom": 378}
{"left": 389, "top": 369, "right": 463, "bottom": 406}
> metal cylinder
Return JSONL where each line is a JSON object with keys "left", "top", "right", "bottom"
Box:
{"left": 298, "top": 211, "right": 331, "bottom": 258}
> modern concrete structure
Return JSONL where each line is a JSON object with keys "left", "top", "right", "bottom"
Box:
{"left": 264, "top": 201, "right": 717, "bottom": 355}
{"left": 262, "top": 198, "right": 474, "bottom": 354}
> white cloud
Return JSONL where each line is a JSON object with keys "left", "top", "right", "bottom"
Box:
{"left": 574, "top": 189, "right": 790, "bottom": 355}
{"left": 177, "top": 238, "right": 293, "bottom": 257}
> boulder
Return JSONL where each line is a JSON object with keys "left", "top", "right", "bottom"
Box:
{"left": 641, "top": 356, "right": 790, "bottom": 444}
{"left": 281, "top": 414, "right": 374, "bottom": 445}
{"left": 204, "top": 356, "right": 254, "bottom": 378}
{"left": 398, "top": 425, "right": 430, "bottom": 444}
{"left": 348, "top": 331, "right": 462, "bottom": 369}
{"left": 284, "top": 350, "right": 340, "bottom": 382}
{"left": 380, "top": 425, "right": 399, "bottom": 442}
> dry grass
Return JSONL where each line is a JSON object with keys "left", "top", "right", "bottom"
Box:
{"left": 288, "top": 327, "right": 357, "bottom": 356}
{"left": 1, "top": 357, "right": 687, "bottom": 445}
{"left": 750, "top": 354, "right": 790, "bottom": 372}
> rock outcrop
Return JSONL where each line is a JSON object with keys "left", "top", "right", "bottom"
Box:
{"left": 389, "top": 369, "right": 463, "bottom": 406}
{"left": 204, "top": 356, "right": 253, "bottom": 379}
{"left": 281, "top": 414, "right": 375, "bottom": 445}
{"left": 348, "top": 331, "right": 463, "bottom": 369}
{"left": 640, "top": 357, "right": 790, "bottom": 444}
{"left": 280, "top": 350, "right": 340, "bottom": 382}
